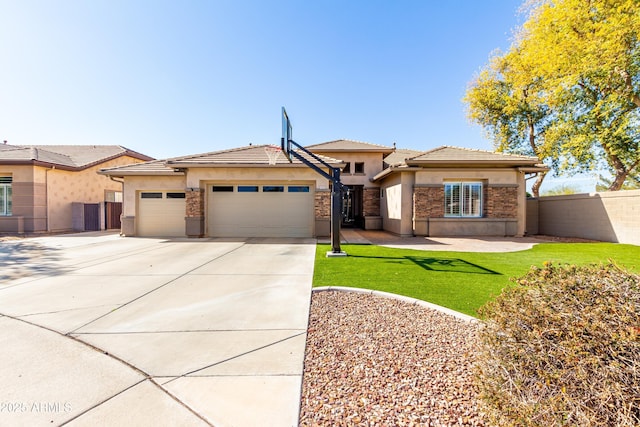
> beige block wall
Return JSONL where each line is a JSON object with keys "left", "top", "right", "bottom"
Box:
{"left": 532, "top": 190, "right": 640, "bottom": 245}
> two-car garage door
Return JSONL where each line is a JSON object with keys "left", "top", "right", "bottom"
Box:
{"left": 207, "top": 184, "right": 314, "bottom": 238}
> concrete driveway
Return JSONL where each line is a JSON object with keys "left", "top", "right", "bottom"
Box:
{"left": 0, "top": 232, "right": 315, "bottom": 426}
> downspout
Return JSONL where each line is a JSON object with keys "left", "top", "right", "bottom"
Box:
{"left": 109, "top": 176, "right": 125, "bottom": 235}
{"left": 45, "top": 166, "right": 55, "bottom": 232}
{"left": 109, "top": 176, "right": 124, "bottom": 185}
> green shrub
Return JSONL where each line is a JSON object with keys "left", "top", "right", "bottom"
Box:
{"left": 476, "top": 263, "right": 640, "bottom": 426}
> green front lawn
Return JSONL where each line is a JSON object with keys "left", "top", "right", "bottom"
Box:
{"left": 313, "top": 242, "right": 640, "bottom": 317}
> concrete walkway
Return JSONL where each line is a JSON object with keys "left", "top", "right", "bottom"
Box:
{"left": 340, "top": 229, "right": 544, "bottom": 252}
{"left": 0, "top": 232, "right": 314, "bottom": 426}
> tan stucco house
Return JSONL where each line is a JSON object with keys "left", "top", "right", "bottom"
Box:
{"left": 98, "top": 140, "right": 547, "bottom": 239}
{"left": 0, "top": 144, "right": 153, "bottom": 233}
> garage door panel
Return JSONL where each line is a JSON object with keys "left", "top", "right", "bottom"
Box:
{"left": 137, "top": 191, "right": 185, "bottom": 237}
{"left": 208, "top": 184, "right": 313, "bottom": 238}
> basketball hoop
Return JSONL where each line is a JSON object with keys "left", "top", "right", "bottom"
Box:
{"left": 264, "top": 145, "right": 282, "bottom": 165}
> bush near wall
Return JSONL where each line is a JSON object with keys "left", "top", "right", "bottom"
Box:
{"left": 476, "top": 263, "right": 640, "bottom": 426}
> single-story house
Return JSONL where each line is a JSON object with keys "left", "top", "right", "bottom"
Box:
{"left": 0, "top": 144, "right": 153, "bottom": 233}
{"left": 98, "top": 140, "right": 547, "bottom": 238}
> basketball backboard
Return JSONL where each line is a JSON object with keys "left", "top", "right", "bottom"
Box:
{"left": 281, "top": 107, "right": 293, "bottom": 162}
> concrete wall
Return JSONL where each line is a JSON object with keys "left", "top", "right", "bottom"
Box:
{"left": 527, "top": 190, "right": 640, "bottom": 245}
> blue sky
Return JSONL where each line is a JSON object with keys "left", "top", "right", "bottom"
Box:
{"left": 1, "top": 0, "right": 594, "bottom": 190}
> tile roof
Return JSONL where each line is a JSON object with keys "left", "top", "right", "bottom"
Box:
{"left": 372, "top": 146, "right": 547, "bottom": 182}
{"left": 383, "top": 149, "right": 424, "bottom": 167}
{"left": 100, "top": 145, "right": 344, "bottom": 176}
{"left": 406, "top": 146, "right": 540, "bottom": 165}
{"left": 0, "top": 144, "right": 153, "bottom": 170}
{"left": 305, "top": 139, "right": 394, "bottom": 153}
{"left": 98, "top": 160, "right": 180, "bottom": 176}
{"left": 165, "top": 145, "right": 343, "bottom": 167}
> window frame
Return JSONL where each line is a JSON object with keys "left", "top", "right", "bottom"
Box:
{"left": 287, "top": 185, "right": 310, "bottom": 193}
{"left": 262, "top": 185, "right": 284, "bottom": 193}
{"left": 140, "top": 192, "right": 163, "bottom": 199}
{"left": 237, "top": 185, "right": 259, "bottom": 193}
{"left": 0, "top": 176, "right": 12, "bottom": 216}
{"left": 444, "top": 182, "right": 483, "bottom": 218}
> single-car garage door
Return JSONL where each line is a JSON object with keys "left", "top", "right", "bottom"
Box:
{"left": 137, "top": 191, "right": 185, "bottom": 237}
{"left": 208, "top": 184, "right": 314, "bottom": 237}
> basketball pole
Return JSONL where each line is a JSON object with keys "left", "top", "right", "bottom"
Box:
{"left": 281, "top": 107, "right": 346, "bottom": 256}
{"left": 330, "top": 168, "right": 342, "bottom": 254}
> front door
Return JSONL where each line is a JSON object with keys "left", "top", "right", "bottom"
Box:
{"left": 341, "top": 185, "right": 363, "bottom": 228}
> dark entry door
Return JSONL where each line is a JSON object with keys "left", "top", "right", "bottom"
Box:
{"left": 84, "top": 203, "right": 100, "bottom": 231}
{"left": 105, "top": 202, "right": 122, "bottom": 229}
{"left": 341, "top": 185, "right": 363, "bottom": 228}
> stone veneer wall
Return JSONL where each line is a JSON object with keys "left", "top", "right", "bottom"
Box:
{"left": 412, "top": 184, "right": 519, "bottom": 236}
{"left": 185, "top": 188, "right": 205, "bottom": 237}
{"left": 413, "top": 186, "right": 444, "bottom": 218}
{"left": 485, "top": 185, "right": 518, "bottom": 218}
{"left": 363, "top": 187, "right": 380, "bottom": 216}
{"left": 186, "top": 188, "right": 205, "bottom": 217}
{"left": 314, "top": 190, "right": 331, "bottom": 219}
{"left": 314, "top": 189, "right": 331, "bottom": 237}
{"left": 413, "top": 185, "right": 517, "bottom": 219}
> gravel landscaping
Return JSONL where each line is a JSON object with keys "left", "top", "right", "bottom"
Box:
{"left": 300, "top": 290, "right": 486, "bottom": 426}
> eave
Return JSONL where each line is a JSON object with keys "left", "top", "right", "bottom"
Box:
{"left": 405, "top": 160, "right": 541, "bottom": 168}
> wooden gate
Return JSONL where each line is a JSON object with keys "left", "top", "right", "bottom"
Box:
{"left": 84, "top": 203, "right": 100, "bottom": 231}
{"left": 105, "top": 202, "right": 122, "bottom": 229}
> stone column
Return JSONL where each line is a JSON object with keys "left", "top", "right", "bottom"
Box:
{"left": 363, "top": 187, "right": 382, "bottom": 229}
{"left": 314, "top": 189, "right": 331, "bottom": 237}
{"left": 185, "top": 188, "right": 205, "bottom": 238}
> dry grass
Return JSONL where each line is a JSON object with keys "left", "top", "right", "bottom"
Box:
{"left": 476, "top": 263, "right": 640, "bottom": 426}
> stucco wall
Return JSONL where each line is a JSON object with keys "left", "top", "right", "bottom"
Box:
{"left": 122, "top": 175, "right": 186, "bottom": 217}
{"left": 528, "top": 190, "right": 640, "bottom": 245}
{"left": 380, "top": 174, "right": 402, "bottom": 235}
{"left": 47, "top": 156, "right": 144, "bottom": 231}
{"left": 312, "top": 152, "right": 383, "bottom": 187}
{"left": 185, "top": 167, "right": 329, "bottom": 189}
{"left": 1, "top": 156, "right": 146, "bottom": 232}
{"left": 414, "top": 168, "right": 519, "bottom": 185}
{"left": 0, "top": 165, "right": 44, "bottom": 231}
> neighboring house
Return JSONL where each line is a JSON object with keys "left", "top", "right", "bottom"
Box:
{"left": 0, "top": 144, "right": 153, "bottom": 233}
{"left": 98, "top": 140, "right": 547, "bottom": 238}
